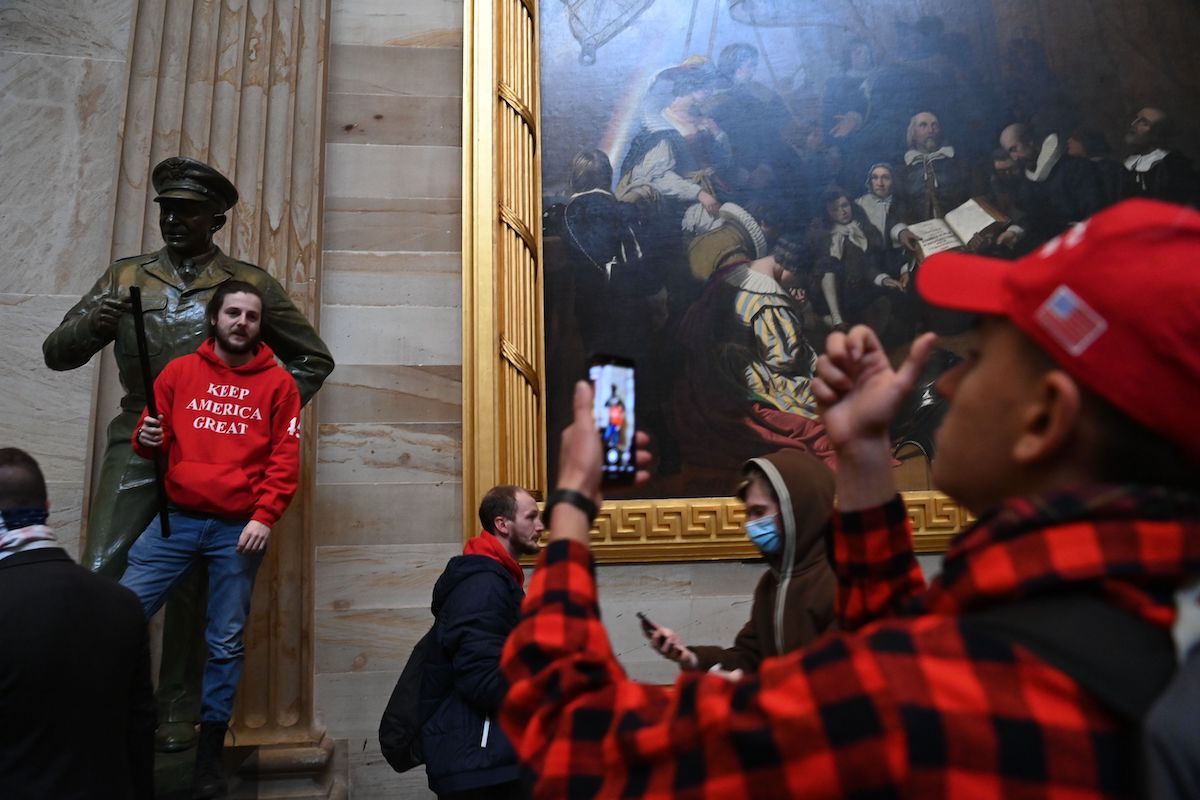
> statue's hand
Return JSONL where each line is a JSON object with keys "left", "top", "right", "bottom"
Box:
{"left": 90, "top": 296, "right": 131, "bottom": 337}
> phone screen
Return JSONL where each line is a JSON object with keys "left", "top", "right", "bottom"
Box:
{"left": 588, "top": 355, "right": 636, "bottom": 484}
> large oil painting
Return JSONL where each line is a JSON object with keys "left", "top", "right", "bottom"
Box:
{"left": 538, "top": 0, "right": 1200, "bottom": 502}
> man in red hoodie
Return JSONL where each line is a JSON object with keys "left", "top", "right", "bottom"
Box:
{"left": 120, "top": 279, "right": 301, "bottom": 798}
{"left": 419, "top": 485, "right": 544, "bottom": 799}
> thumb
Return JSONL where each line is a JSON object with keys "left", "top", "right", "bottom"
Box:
{"left": 893, "top": 333, "right": 938, "bottom": 394}
{"left": 573, "top": 380, "right": 594, "bottom": 424}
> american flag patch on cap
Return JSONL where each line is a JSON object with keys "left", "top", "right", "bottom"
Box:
{"left": 1034, "top": 285, "right": 1108, "bottom": 356}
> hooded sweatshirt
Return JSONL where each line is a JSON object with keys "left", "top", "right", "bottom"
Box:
{"left": 132, "top": 339, "right": 300, "bottom": 526}
{"left": 690, "top": 449, "right": 837, "bottom": 672}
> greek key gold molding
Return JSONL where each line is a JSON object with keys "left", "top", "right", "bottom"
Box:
{"left": 464, "top": 2, "right": 966, "bottom": 560}
{"left": 560, "top": 492, "right": 967, "bottom": 563}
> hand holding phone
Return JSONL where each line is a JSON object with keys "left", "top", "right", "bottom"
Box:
{"left": 638, "top": 612, "right": 699, "bottom": 669}
{"left": 588, "top": 354, "right": 636, "bottom": 484}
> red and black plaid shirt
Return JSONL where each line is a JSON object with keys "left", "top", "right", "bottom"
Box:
{"left": 500, "top": 485, "right": 1200, "bottom": 798}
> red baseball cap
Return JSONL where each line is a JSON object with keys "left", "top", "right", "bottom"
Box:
{"left": 916, "top": 199, "right": 1200, "bottom": 456}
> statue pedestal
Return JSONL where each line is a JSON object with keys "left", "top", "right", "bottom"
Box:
{"left": 153, "top": 736, "right": 347, "bottom": 799}
{"left": 233, "top": 736, "right": 346, "bottom": 799}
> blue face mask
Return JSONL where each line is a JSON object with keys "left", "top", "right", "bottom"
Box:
{"left": 745, "top": 515, "right": 782, "bottom": 556}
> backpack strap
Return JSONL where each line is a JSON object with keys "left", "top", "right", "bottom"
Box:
{"left": 968, "top": 591, "right": 1176, "bottom": 722}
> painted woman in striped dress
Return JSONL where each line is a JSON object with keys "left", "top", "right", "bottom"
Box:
{"left": 674, "top": 211, "right": 834, "bottom": 469}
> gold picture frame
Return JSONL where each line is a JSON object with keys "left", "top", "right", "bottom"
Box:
{"left": 461, "top": 0, "right": 967, "bottom": 561}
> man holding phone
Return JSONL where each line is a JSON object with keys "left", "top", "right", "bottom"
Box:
{"left": 500, "top": 199, "right": 1200, "bottom": 797}
{"left": 643, "top": 450, "right": 836, "bottom": 674}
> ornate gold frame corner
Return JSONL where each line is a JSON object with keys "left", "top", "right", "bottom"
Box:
{"left": 462, "top": 0, "right": 967, "bottom": 562}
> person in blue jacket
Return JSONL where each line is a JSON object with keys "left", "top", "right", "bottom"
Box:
{"left": 419, "top": 485, "right": 544, "bottom": 799}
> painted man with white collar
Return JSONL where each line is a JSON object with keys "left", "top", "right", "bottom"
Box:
{"left": 998, "top": 122, "right": 1107, "bottom": 248}
{"left": 899, "top": 112, "right": 973, "bottom": 220}
{"left": 1123, "top": 106, "right": 1199, "bottom": 206}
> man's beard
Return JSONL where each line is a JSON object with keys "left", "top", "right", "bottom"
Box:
{"left": 514, "top": 532, "right": 541, "bottom": 556}
{"left": 215, "top": 328, "right": 261, "bottom": 355}
{"left": 1125, "top": 130, "right": 1154, "bottom": 153}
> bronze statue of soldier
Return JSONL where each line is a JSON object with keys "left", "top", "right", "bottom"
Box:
{"left": 43, "top": 157, "right": 335, "bottom": 751}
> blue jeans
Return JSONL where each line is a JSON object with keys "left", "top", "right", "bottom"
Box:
{"left": 120, "top": 511, "right": 263, "bottom": 723}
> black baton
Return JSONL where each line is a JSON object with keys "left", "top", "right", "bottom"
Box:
{"left": 129, "top": 287, "right": 171, "bottom": 538}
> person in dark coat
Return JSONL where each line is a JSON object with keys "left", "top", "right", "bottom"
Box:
{"left": 899, "top": 111, "right": 976, "bottom": 221}
{"left": 999, "top": 123, "right": 1107, "bottom": 247}
{"left": 645, "top": 449, "right": 836, "bottom": 674}
{"left": 807, "top": 187, "right": 906, "bottom": 344}
{"left": 420, "top": 485, "right": 544, "bottom": 799}
{"left": 1122, "top": 106, "right": 1200, "bottom": 206}
{"left": 0, "top": 448, "right": 155, "bottom": 800}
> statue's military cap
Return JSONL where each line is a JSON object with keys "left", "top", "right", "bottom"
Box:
{"left": 152, "top": 156, "right": 239, "bottom": 211}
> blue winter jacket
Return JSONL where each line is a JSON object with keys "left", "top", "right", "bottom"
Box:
{"left": 420, "top": 553, "right": 524, "bottom": 795}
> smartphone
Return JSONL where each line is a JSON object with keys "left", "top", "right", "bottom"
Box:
{"left": 635, "top": 611, "right": 657, "bottom": 636}
{"left": 587, "top": 354, "right": 636, "bottom": 484}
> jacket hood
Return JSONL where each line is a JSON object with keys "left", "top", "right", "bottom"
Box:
{"left": 743, "top": 449, "right": 835, "bottom": 654}
{"left": 196, "top": 338, "right": 279, "bottom": 373}
{"left": 744, "top": 449, "right": 835, "bottom": 571}
{"left": 431, "top": 553, "right": 518, "bottom": 616}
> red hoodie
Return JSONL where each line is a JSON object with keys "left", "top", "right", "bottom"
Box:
{"left": 463, "top": 530, "right": 525, "bottom": 587}
{"left": 132, "top": 339, "right": 301, "bottom": 526}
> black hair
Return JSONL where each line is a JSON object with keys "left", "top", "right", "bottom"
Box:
{"left": 0, "top": 448, "right": 47, "bottom": 510}
{"left": 479, "top": 485, "right": 522, "bottom": 535}
{"left": 569, "top": 149, "right": 613, "bottom": 194}
{"left": 717, "top": 43, "right": 758, "bottom": 78}
{"left": 770, "top": 232, "right": 807, "bottom": 273}
{"left": 205, "top": 280, "right": 266, "bottom": 338}
{"left": 820, "top": 186, "right": 852, "bottom": 221}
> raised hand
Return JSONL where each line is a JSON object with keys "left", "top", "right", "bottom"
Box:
{"left": 813, "top": 327, "right": 937, "bottom": 449}
{"left": 550, "top": 381, "right": 651, "bottom": 545}
{"left": 813, "top": 327, "right": 938, "bottom": 510}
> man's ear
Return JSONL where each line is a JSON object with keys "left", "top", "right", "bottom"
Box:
{"left": 1012, "top": 370, "right": 1082, "bottom": 464}
{"left": 491, "top": 515, "right": 510, "bottom": 538}
{"left": 210, "top": 213, "right": 227, "bottom": 234}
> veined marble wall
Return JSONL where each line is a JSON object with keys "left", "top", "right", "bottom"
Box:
{"left": 0, "top": 1, "right": 136, "bottom": 557}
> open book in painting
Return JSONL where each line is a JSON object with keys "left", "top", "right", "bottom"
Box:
{"left": 908, "top": 197, "right": 1011, "bottom": 259}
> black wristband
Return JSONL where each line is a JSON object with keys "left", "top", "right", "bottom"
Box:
{"left": 543, "top": 488, "right": 598, "bottom": 525}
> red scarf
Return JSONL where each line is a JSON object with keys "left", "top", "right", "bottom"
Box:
{"left": 464, "top": 530, "right": 525, "bottom": 587}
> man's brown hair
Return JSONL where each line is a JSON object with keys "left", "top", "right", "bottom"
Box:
{"left": 479, "top": 485, "right": 523, "bottom": 535}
